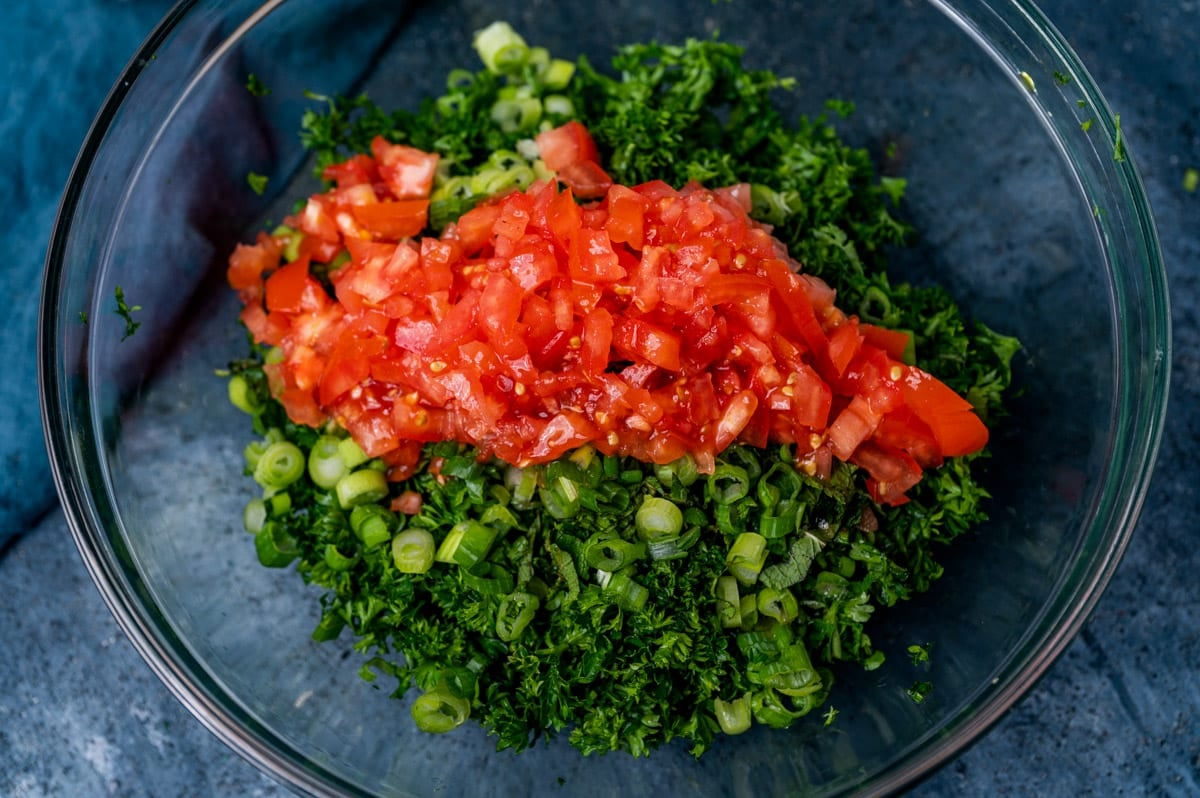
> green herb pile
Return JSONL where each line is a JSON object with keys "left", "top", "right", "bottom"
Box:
{"left": 229, "top": 24, "right": 1019, "bottom": 757}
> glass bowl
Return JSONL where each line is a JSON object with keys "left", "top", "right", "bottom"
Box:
{"left": 39, "top": 0, "right": 1168, "bottom": 795}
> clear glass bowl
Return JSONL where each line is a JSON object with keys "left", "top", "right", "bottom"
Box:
{"left": 40, "top": 1, "right": 1168, "bottom": 795}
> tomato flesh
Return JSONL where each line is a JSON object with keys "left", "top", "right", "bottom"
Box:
{"left": 229, "top": 124, "right": 989, "bottom": 501}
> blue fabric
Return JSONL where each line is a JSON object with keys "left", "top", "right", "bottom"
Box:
{"left": 0, "top": 0, "right": 176, "bottom": 542}
{"left": 1, "top": 0, "right": 1197, "bottom": 796}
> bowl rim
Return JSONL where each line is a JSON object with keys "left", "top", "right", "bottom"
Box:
{"left": 38, "top": 1, "right": 1170, "bottom": 796}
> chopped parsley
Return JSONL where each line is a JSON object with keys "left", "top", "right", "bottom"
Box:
{"left": 907, "top": 643, "right": 931, "bottom": 665}
{"left": 247, "top": 172, "right": 269, "bottom": 195}
{"left": 1184, "top": 168, "right": 1199, "bottom": 193}
{"left": 246, "top": 73, "right": 271, "bottom": 97}
{"left": 113, "top": 285, "right": 141, "bottom": 341}
{"left": 907, "top": 680, "right": 933, "bottom": 704}
{"left": 1113, "top": 113, "right": 1127, "bottom": 163}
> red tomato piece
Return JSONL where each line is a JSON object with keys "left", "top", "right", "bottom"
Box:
{"left": 479, "top": 273, "right": 527, "bottom": 359}
{"left": 352, "top": 199, "right": 429, "bottom": 240}
{"left": 900, "top": 367, "right": 989, "bottom": 456}
{"left": 557, "top": 160, "right": 613, "bottom": 200}
{"left": 860, "top": 323, "right": 912, "bottom": 362}
{"left": 581, "top": 308, "right": 614, "bottom": 375}
{"left": 535, "top": 121, "right": 601, "bottom": 172}
{"left": 227, "top": 232, "right": 280, "bottom": 292}
{"left": 714, "top": 390, "right": 759, "bottom": 450}
{"left": 827, "top": 394, "right": 882, "bottom": 461}
{"left": 612, "top": 317, "right": 682, "bottom": 371}
{"left": 370, "top": 136, "right": 438, "bottom": 199}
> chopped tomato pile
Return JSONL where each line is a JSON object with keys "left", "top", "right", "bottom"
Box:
{"left": 227, "top": 123, "right": 988, "bottom": 504}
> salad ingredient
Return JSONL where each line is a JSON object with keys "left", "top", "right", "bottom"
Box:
{"left": 225, "top": 24, "right": 1020, "bottom": 758}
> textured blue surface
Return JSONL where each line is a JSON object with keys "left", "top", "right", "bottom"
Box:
{"left": 2, "top": 0, "right": 1198, "bottom": 795}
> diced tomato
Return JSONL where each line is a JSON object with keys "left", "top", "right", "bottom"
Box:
{"left": 827, "top": 394, "right": 882, "bottom": 461}
{"left": 557, "top": 160, "right": 613, "bottom": 200}
{"left": 226, "top": 145, "right": 988, "bottom": 502}
{"left": 900, "top": 366, "right": 989, "bottom": 456}
{"left": 861, "top": 323, "right": 912, "bottom": 362}
{"left": 370, "top": 136, "right": 438, "bottom": 199}
{"left": 352, "top": 199, "right": 429, "bottom": 240}
{"left": 227, "top": 233, "right": 280, "bottom": 292}
{"left": 612, "top": 317, "right": 682, "bottom": 371}
{"left": 322, "top": 154, "right": 380, "bottom": 189}
{"left": 535, "top": 121, "right": 601, "bottom": 172}
{"left": 264, "top": 256, "right": 316, "bottom": 314}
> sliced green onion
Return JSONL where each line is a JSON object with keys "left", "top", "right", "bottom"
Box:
{"left": 227, "top": 375, "right": 258, "bottom": 415}
{"left": 542, "top": 94, "right": 575, "bottom": 118}
{"left": 266, "top": 492, "right": 291, "bottom": 517}
{"left": 311, "top": 610, "right": 345, "bottom": 642}
{"left": 243, "top": 440, "right": 267, "bottom": 473}
{"left": 602, "top": 571, "right": 649, "bottom": 613}
{"left": 584, "top": 534, "right": 646, "bottom": 571}
{"left": 757, "top": 587, "right": 800, "bottom": 624}
{"left": 337, "top": 437, "right": 368, "bottom": 469}
{"left": 726, "top": 532, "right": 768, "bottom": 586}
{"left": 335, "top": 469, "right": 388, "bottom": 509}
{"left": 270, "top": 224, "right": 302, "bottom": 263}
{"left": 708, "top": 464, "right": 751, "bottom": 505}
{"left": 739, "top": 594, "right": 759, "bottom": 628}
{"left": 391, "top": 529, "right": 435, "bottom": 573}
{"left": 491, "top": 96, "right": 542, "bottom": 133}
{"left": 243, "top": 498, "right": 267, "bottom": 535}
{"left": 511, "top": 467, "right": 539, "bottom": 508}
{"left": 524, "top": 45, "right": 550, "bottom": 76}
{"left": 253, "top": 441, "right": 305, "bottom": 491}
{"left": 654, "top": 453, "right": 700, "bottom": 488}
{"left": 436, "top": 520, "right": 501, "bottom": 568}
{"left": 715, "top": 576, "right": 741, "bottom": 628}
{"left": 461, "top": 562, "right": 515, "bottom": 595}
{"left": 411, "top": 687, "right": 471, "bottom": 734}
{"left": 758, "top": 503, "right": 798, "bottom": 540}
{"left": 713, "top": 693, "right": 753, "bottom": 736}
{"left": 647, "top": 526, "right": 701, "bottom": 561}
{"left": 323, "top": 543, "right": 358, "bottom": 572}
{"left": 350, "top": 505, "right": 394, "bottom": 549}
{"left": 635, "top": 497, "right": 684, "bottom": 541}
{"left": 308, "top": 435, "right": 349, "bottom": 489}
{"left": 542, "top": 58, "right": 576, "bottom": 91}
{"left": 473, "top": 21, "right": 530, "bottom": 75}
{"left": 254, "top": 521, "right": 298, "bottom": 568}
{"left": 496, "top": 591, "right": 540, "bottom": 641}
{"left": 479, "top": 504, "right": 519, "bottom": 532}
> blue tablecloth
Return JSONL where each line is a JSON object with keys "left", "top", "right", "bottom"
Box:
{"left": 2, "top": 1, "right": 1197, "bottom": 794}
